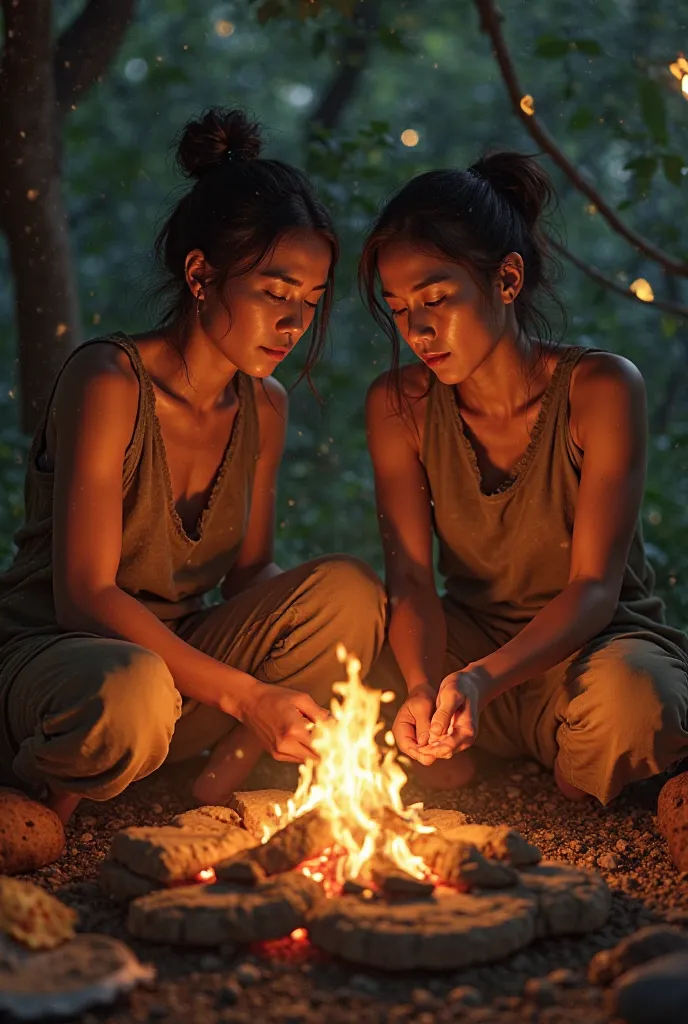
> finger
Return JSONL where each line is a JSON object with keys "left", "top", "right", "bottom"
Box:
{"left": 292, "top": 693, "right": 330, "bottom": 722}
{"left": 414, "top": 705, "right": 433, "bottom": 749}
{"left": 394, "top": 720, "right": 421, "bottom": 758}
{"left": 429, "top": 690, "right": 462, "bottom": 737}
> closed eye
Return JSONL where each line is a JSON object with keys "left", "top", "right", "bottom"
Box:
{"left": 425, "top": 296, "right": 446, "bottom": 308}
{"left": 265, "top": 291, "right": 287, "bottom": 303}
{"left": 390, "top": 307, "right": 407, "bottom": 319}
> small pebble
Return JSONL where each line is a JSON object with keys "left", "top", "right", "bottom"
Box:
{"left": 547, "top": 967, "right": 579, "bottom": 987}
{"left": 349, "top": 973, "right": 381, "bottom": 995}
{"left": 447, "top": 984, "right": 483, "bottom": 1006}
{"left": 234, "top": 962, "right": 262, "bottom": 986}
{"left": 219, "top": 981, "right": 241, "bottom": 1005}
{"left": 411, "top": 988, "right": 437, "bottom": 1008}
{"left": 598, "top": 853, "right": 619, "bottom": 869}
{"left": 523, "top": 977, "right": 557, "bottom": 1006}
{"left": 80, "top": 832, "right": 93, "bottom": 843}
{"left": 151, "top": 803, "right": 164, "bottom": 814}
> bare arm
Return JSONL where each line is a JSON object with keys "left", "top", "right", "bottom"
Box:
{"left": 474, "top": 353, "right": 648, "bottom": 705}
{"left": 221, "top": 377, "right": 287, "bottom": 597}
{"left": 51, "top": 346, "right": 265, "bottom": 720}
{"left": 366, "top": 373, "right": 446, "bottom": 698}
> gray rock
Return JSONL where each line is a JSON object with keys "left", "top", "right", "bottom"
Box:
{"left": 228, "top": 789, "right": 294, "bottom": 838}
{"left": 109, "top": 823, "right": 257, "bottom": 883}
{"left": 0, "top": 934, "right": 154, "bottom": 1021}
{"left": 611, "top": 951, "right": 688, "bottom": 1024}
{"left": 588, "top": 925, "right": 688, "bottom": 985}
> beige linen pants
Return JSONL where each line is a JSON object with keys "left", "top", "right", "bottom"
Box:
{"left": 0, "top": 556, "right": 386, "bottom": 801}
{"left": 372, "top": 600, "right": 688, "bottom": 804}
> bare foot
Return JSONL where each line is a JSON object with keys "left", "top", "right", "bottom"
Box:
{"left": 554, "top": 758, "right": 590, "bottom": 802}
{"left": 192, "top": 725, "right": 264, "bottom": 805}
{"left": 46, "top": 789, "right": 82, "bottom": 824}
{"left": 407, "top": 750, "right": 475, "bottom": 791}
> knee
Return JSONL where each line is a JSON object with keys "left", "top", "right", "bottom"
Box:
{"left": 566, "top": 640, "right": 687, "bottom": 754}
{"left": 308, "top": 554, "right": 386, "bottom": 619}
{"left": 98, "top": 645, "right": 180, "bottom": 742}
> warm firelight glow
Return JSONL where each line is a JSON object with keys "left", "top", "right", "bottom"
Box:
{"left": 683, "top": 76, "right": 688, "bottom": 98}
{"left": 290, "top": 928, "right": 308, "bottom": 941}
{"left": 401, "top": 129, "right": 420, "bottom": 147}
{"left": 630, "top": 278, "right": 655, "bottom": 303}
{"left": 196, "top": 867, "right": 216, "bottom": 883}
{"left": 262, "top": 645, "right": 434, "bottom": 887}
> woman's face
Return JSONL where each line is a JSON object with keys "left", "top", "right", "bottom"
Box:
{"left": 191, "top": 227, "right": 332, "bottom": 377}
{"left": 376, "top": 240, "right": 522, "bottom": 385}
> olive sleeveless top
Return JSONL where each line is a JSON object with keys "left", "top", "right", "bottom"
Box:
{"left": 423, "top": 345, "right": 688, "bottom": 653}
{"left": 0, "top": 334, "right": 260, "bottom": 662}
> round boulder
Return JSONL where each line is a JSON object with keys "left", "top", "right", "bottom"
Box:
{"left": 0, "top": 790, "right": 65, "bottom": 874}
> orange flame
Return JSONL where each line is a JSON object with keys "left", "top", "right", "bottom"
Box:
{"left": 262, "top": 646, "right": 435, "bottom": 886}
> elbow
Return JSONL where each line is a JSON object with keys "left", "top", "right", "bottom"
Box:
{"left": 53, "top": 580, "right": 112, "bottom": 632}
{"left": 571, "top": 576, "right": 619, "bottom": 631}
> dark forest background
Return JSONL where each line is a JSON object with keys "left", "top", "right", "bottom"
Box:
{"left": 2, "top": 0, "right": 688, "bottom": 625}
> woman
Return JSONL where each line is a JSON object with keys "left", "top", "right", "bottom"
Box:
{"left": 361, "top": 152, "right": 688, "bottom": 804}
{"left": 0, "top": 108, "right": 386, "bottom": 825}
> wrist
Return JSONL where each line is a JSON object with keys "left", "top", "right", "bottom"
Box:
{"left": 407, "top": 680, "right": 437, "bottom": 697}
{"left": 218, "top": 670, "right": 262, "bottom": 721}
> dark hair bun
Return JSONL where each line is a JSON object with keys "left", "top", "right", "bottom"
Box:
{"left": 470, "top": 151, "right": 554, "bottom": 227}
{"left": 176, "top": 107, "right": 263, "bottom": 179}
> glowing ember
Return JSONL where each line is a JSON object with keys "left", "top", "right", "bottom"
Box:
{"left": 196, "top": 867, "right": 216, "bottom": 883}
{"left": 263, "top": 646, "right": 435, "bottom": 888}
{"left": 519, "top": 94, "right": 535, "bottom": 116}
{"left": 290, "top": 928, "right": 308, "bottom": 941}
{"left": 630, "top": 277, "right": 654, "bottom": 303}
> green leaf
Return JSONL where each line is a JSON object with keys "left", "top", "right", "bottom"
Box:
{"left": 572, "top": 38, "right": 602, "bottom": 55}
{"left": 662, "top": 154, "right": 685, "bottom": 187}
{"left": 625, "top": 155, "right": 658, "bottom": 178}
{"left": 637, "top": 78, "right": 668, "bottom": 145}
{"left": 534, "top": 35, "right": 570, "bottom": 58}
{"left": 569, "top": 107, "right": 594, "bottom": 130}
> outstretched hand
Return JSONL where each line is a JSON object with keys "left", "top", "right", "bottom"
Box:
{"left": 392, "top": 683, "right": 440, "bottom": 766}
{"left": 417, "top": 668, "right": 484, "bottom": 760}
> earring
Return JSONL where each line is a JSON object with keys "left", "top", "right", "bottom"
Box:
{"left": 195, "top": 290, "right": 204, "bottom": 318}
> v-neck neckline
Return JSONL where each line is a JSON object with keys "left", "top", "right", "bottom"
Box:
{"left": 121, "top": 334, "right": 244, "bottom": 545}
{"left": 450, "top": 349, "right": 576, "bottom": 501}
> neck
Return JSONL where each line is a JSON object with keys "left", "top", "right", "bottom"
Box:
{"left": 456, "top": 331, "right": 547, "bottom": 419}
{"left": 161, "top": 321, "right": 239, "bottom": 412}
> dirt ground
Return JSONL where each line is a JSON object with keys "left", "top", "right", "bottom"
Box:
{"left": 21, "top": 753, "right": 688, "bottom": 1024}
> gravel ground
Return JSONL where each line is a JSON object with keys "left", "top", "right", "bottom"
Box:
{"left": 20, "top": 753, "right": 688, "bottom": 1024}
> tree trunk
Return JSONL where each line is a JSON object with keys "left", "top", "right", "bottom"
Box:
{"left": 0, "top": 0, "right": 80, "bottom": 433}
{"left": 0, "top": 0, "right": 136, "bottom": 434}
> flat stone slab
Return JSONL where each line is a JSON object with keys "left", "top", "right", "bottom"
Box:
{"left": 517, "top": 862, "right": 611, "bottom": 936}
{"left": 228, "top": 790, "right": 294, "bottom": 838}
{"left": 306, "top": 860, "right": 610, "bottom": 971}
{"left": 0, "top": 789, "right": 65, "bottom": 875}
{"left": 108, "top": 823, "right": 257, "bottom": 884}
{"left": 172, "top": 806, "right": 242, "bottom": 830}
{"left": 307, "top": 887, "right": 537, "bottom": 970}
{"left": 444, "top": 824, "right": 542, "bottom": 866}
{"left": 418, "top": 809, "right": 471, "bottom": 830}
{"left": 127, "top": 872, "right": 321, "bottom": 946}
{"left": 0, "top": 933, "right": 154, "bottom": 1021}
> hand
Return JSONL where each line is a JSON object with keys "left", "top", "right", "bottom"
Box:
{"left": 392, "top": 683, "right": 439, "bottom": 765}
{"left": 238, "top": 681, "right": 329, "bottom": 763}
{"left": 418, "top": 667, "right": 485, "bottom": 759}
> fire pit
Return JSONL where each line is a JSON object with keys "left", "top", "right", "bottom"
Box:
{"left": 101, "top": 647, "right": 611, "bottom": 970}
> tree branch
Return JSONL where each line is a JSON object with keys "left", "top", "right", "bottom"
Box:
{"left": 551, "top": 239, "right": 688, "bottom": 319}
{"left": 474, "top": 0, "right": 688, "bottom": 280}
{"left": 54, "top": 0, "right": 137, "bottom": 116}
{"left": 309, "top": 0, "right": 379, "bottom": 133}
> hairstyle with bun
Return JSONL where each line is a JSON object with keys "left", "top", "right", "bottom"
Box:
{"left": 358, "top": 150, "right": 564, "bottom": 383}
{"left": 154, "top": 107, "right": 338, "bottom": 387}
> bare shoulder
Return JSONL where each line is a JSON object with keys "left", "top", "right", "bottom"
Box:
{"left": 570, "top": 349, "right": 645, "bottom": 405}
{"left": 569, "top": 350, "right": 646, "bottom": 448}
{"left": 251, "top": 374, "right": 288, "bottom": 419}
{"left": 366, "top": 364, "right": 430, "bottom": 419}
{"left": 51, "top": 339, "right": 140, "bottom": 430}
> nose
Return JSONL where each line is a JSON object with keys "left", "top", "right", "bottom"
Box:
{"left": 277, "top": 302, "right": 305, "bottom": 339}
{"left": 407, "top": 309, "right": 435, "bottom": 347}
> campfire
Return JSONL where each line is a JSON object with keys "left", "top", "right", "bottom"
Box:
{"left": 100, "top": 647, "right": 613, "bottom": 971}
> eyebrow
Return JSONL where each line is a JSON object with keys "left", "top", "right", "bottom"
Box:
{"left": 261, "top": 271, "right": 328, "bottom": 291}
{"left": 381, "top": 272, "right": 450, "bottom": 299}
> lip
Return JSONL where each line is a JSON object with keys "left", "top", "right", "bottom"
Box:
{"left": 260, "top": 346, "right": 290, "bottom": 361}
{"left": 421, "top": 352, "right": 450, "bottom": 368}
